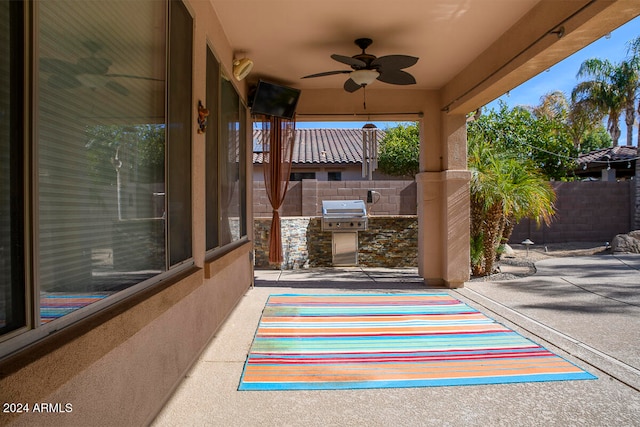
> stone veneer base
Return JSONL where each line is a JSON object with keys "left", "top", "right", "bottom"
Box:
{"left": 254, "top": 216, "right": 418, "bottom": 269}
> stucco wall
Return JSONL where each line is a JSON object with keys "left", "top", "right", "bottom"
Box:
{"left": 1, "top": 243, "right": 252, "bottom": 427}
{"left": 0, "top": 0, "right": 255, "bottom": 424}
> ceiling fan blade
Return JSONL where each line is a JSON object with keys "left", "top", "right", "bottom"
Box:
{"left": 40, "top": 58, "right": 79, "bottom": 75}
{"left": 105, "top": 80, "right": 130, "bottom": 96}
{"left": 47, "top": 73, "right": 82, "bottom": 89}
{"left": 331, "top": 54, "right": 366, "bottom": 68}
{"left": 301, "top": 70, "right": 351, "bottom": 79}
{"left": 343, "top": 78, "right": 361, "bottom": 93}
{"left": 106, "top": 74, "right": 164, "bottom": 81}
{"left": 76, "top": 57, "right": 112, "bottom": 74}
{"left": 371, "top": 55, "right": 418, "bottom": 70}
{"left": 377, "top": 69, "right": 416, "bottom": 85}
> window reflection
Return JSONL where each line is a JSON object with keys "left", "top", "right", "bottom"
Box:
{"left": 37, "top": 1, "right": 166, "bottom": 322}
{"left": 220, "top": 77, "right": 242, "bottom": 245}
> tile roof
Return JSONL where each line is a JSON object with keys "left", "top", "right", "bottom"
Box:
{"left": 577, "top": 146, "right": 637, "bottom": 165}
{"left": 253, "top": 128, "right": 385, "bottom": 165}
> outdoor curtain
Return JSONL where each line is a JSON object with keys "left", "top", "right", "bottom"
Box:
{"left": 261, "top": 115, "right": 296, "bottom": 264}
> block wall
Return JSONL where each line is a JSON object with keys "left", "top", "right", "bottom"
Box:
{"left": 255, "top": 179, "right": 635, "bottom": 248}
{"left": 510, "top": 181, "right": 632, "bottom": 244}
{"left": 253, "top": 180, "right": 417, "bottom": 217}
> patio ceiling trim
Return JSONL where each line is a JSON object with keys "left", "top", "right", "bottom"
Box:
{"left": 295, "top": 112, "right": 424, "bottom": 118}
{"left": 441, "top": 0, "right": 599, "bottom": 113}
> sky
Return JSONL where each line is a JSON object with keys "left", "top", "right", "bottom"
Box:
{"left": 485, "top": 14, "right": 640, "bottom": 146}
{"left": 296, "top": 15, "right": 640, "bottom": 146}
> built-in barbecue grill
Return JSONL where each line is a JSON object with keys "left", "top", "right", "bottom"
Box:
{"left": 321, "top": 200, "right": 368, "bottom": 266}
{"left": 321, "top": 200, "right": 368, "bottom": 231}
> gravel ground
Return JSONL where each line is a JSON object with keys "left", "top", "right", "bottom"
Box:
{"left": 470, "top": 241, "right": 612, "bottom": 282}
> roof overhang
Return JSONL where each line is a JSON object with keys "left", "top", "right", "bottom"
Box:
{"left": 210, "top": 0, "right": 640, "bottom": 118}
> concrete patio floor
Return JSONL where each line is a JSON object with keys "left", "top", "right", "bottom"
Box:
{"left": 152, "top": 255, "right": 640, "bottom": 427}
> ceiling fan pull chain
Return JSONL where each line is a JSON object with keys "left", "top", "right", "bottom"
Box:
{"left": 363, "top": 85, "right": 367, "bottom": 110}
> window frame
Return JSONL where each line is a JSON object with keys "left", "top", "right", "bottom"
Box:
{"left": 204, "top": 47, "right": 249, "bottom": 260}
{"left": 166, "top": 0, "right": 194, "bottom": 268}
{"left": 205, "top": 44, "right": 220, "bottom": 252}
{"left": 0, "top": 0, "right": 29, "bottom": 342}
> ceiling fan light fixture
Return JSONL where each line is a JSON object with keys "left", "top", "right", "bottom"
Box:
{"left": 350, "top": 69, "right": 379, "bottom": 86}
{"left": 302, "top": 38, "right": 417, "bottom": 92}
{"left": 233, "top": 57, "right": 253, "bottom": 81}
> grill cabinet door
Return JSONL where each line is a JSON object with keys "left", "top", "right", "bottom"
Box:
{"left": 332, "top": 232, "right": 358, "bottom": 266}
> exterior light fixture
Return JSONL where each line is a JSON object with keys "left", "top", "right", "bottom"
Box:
{"left": 351, "top": 70, "right": 380, "bottom": 110}
{"left": 233, "top": 57, "right": 253, "bottom": 81}
{"left": 521, "top": 238, "right": 534, "bottom": 257}
{"left": 362, "top": 123, "right": 378, "bottom": 180}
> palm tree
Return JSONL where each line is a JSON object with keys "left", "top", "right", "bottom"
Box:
{"left": 627, "top": 36, "right": 640, "bottom": 146}
{"left": 468, "top": 133, "right": 555, "bottom": 276}
{"left": 533, "top": 90, "right": 569, "bottom": 121}
{"left": 499, "top": 158, "right": 555, "bottom": 246}
{"left": 616, "top": 60, "right": 640, "bottom": 146}
{"left": 535, "top": 91, "right": 607, "bottom": 151}
{"left": 573, "top": 58, "right": 624, "bottom": 146}
{"left": 468, "top": 134, "right": 503, "bottom": 276}
{"left": 567, "top": 98, "right": 607, "bottom": 151}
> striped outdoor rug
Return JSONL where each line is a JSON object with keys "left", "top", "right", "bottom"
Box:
{"left": 40, "top": 293, "right": 111, "bottom": 324}
{"left": 238, "top": 293, "right": 596, "bottom": 390}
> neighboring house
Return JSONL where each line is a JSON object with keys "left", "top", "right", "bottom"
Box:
{"left": 253, "top": 128, "right": 404, "bottom": 181}
{"left": 575, "top": 146, "right": 637, "bottom": 181}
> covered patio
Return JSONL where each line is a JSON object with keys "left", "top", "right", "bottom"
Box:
{"left": 3, "top": 1, "right": 640, "bottom": 426}
{"left": 152, "top": 259, "right": 640, "bottom": 426}
{"left": 220, "top": 0, "right": 640, "bottom": 287}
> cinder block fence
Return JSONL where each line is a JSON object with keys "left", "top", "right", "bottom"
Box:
{"left": 509, "top": 181, "right": 633, "bottom": 244}
{"left": 254, "top": 179, "right": 417, "bottom": 217}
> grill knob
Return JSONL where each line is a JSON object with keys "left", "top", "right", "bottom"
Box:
{"left": 350, "top": 222, "right": 354, "bottom": 227}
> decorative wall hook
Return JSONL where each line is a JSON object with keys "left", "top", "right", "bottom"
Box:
{"left": 197, "top": 101, "right": 209, "bottom": 134}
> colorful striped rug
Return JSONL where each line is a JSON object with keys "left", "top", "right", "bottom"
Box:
{"left": 40, "top": 293, "right": 111, "bottom": 324}
{"left": 238, "top": 293, "right": 596, "bottom": 390}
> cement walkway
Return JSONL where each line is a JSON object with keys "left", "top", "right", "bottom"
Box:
{"left": 152, "top": 255, "right": 640, "bottom": 427}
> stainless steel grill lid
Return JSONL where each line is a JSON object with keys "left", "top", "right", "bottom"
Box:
{"left": 321, "top": 200, "right": 367, "bottom": 231}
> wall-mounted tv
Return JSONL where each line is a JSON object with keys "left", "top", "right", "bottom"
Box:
{"left": 250, "top": 80, "right": 301, "bottom": 119}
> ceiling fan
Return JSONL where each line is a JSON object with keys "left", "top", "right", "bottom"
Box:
{"left": 302, "top": 38, "right": 418, "bottom": 92}
{"left": 40, "top": 41, "right": 162, "bottom": 96}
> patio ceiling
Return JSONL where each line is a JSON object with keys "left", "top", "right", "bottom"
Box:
{"left": 211, "top": 0, "right": 640, "bottom": 117}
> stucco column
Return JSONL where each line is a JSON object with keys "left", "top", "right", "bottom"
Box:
{"left": 417, "top": 109, "right": 470, "bottom": 288}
